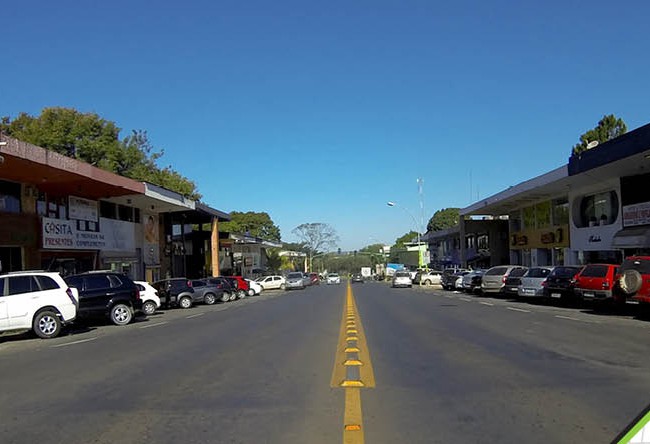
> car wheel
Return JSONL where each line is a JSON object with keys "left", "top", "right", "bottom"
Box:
{"left": 33, "top": 310, "right": 62, "bottom": 339}
{"left": 424, "top": 279, "right": 432, "bottom": 286}
{"left": 280, "top": 283, "right": 286, "bottom": 290}
{"left": 204, "top": 293, "right": 217, "bottom": 305}
{"left": 179, "top": 296, "right": 192, "bottom": 309}
{"left": 110, "top": 303, "right": 133, "bottom": 325}
{"left": 142, "top": 300, "right": 157, "bottom": 315}
{"left": 220, "top": 292, "right": 230, "bottom": 303}
{"left": 229, "top": 292, "right": 237, "bottom": 301}
{"left": 248, "top": 289, "right": 255, "bottom": 297}
{"left": 237, "top": 290, "right": 246, "bottom": 299}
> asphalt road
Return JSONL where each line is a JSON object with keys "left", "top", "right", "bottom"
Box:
{"left": 1, "top": 282, "right": 649, "bottom": 443}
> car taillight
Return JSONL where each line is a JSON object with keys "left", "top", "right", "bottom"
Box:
{"left": 135, "top": 289, "right": 141, "bottom": 299}
{"left": 541, "top": 280, "right": 547, "bottom": 287}
{"left": 603, "top": 281, "right": 610, "bottom": 289}
{"left": 66, "top": 288, "right": 77, "bottom": 304}
{"left": 187, "top": 280, "right": 193, "bottom": 288}
{"left": 502, "top": 276, "right": 507, "bottom": 283}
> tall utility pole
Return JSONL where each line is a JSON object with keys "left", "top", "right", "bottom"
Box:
{"left": 417, "top": 178, "right": 425, "bottom": 267}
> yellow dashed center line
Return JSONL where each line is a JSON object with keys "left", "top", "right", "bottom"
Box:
{"left": 331, "top": 281, "right": 375, "bottom": 444}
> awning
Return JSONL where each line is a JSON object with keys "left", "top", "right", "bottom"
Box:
{"left": 612, "top": 226, "right": 650, "bottom": 248}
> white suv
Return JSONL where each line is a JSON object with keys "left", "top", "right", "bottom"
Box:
{"left": 0, "top": 271, "right": 78, "bottom": 339}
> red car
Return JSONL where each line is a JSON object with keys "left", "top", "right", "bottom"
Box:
{"left": 573, "top": 264, "right": 620, "bottom": 303}
{"left": 309, "top": 272, "right": 320, "bottom": 285}
{"left": 225, "top": 276, "right": 250, "bottom": 298}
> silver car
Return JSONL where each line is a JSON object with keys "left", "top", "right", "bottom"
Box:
{"left": 517, "top": 267, "right": 553, "bottom": 298}
{"left": 392, "top": 271, "right": 413, "bottom": 288}
{"left": 481, "top": 265, "right": 521, "bottom": 294}
{"left": 285, "top": 272, "right": 306, "bottom": 290}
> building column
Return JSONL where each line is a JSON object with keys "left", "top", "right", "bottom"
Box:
{"left": 459, "top": 218, "right": 467, "bottom": 268}
{"left": 211, "top": 217, "right": 220, "bottom": 277}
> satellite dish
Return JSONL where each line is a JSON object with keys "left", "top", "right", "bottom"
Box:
{"left": 586, "top": 140, "right": 599, "bottom": 149}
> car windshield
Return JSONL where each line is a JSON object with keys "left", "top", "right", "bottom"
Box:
{"left": 287, "top": 272, "right": 303, "bottom": 279}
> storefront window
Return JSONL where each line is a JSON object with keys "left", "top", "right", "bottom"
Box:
{"left": 552, "top": 198, "right": 569, "bottom": 225}
{"left": 522, "top": 206, "right": 535, "bottom": 230}
{"left": 535, "top": 201, "right": 551, "bottom": 229}
{"left": 509, "top": 211, "right": 522, "bottom": 232}
{"left": 0, "top": 180, "right": 21, "bottom": 214}
{"left": 573, "top": 191, "right": 619, "bottom": 228}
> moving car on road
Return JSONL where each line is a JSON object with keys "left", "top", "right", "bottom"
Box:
{"left": 327, "top": 273, "right": 341, "bottom": 284}
{"left": 0, "top": 270, "right": 78, "bottom": 339}
{"left": 351, "top": 273, "right": 364, "bottom": 283}
{"left": 286, "top": 272, "right": 306, "bottom": 290}
{"left": 392, "top": 270, "right": 413, "bottom": 288}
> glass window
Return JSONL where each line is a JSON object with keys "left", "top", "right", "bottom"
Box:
{"left": 553, "top": 198, "right": 569, "bottom": 225}
{"left": 485, "top": 267, "right": 507, "bottom": 276}
{"left": 526, "top": 268, "right": 551, "bottom": 278}
{"left": 100, "top": 201, "right": 117, "bottom": 219}
{"left": 522, "top": 206, "right": 535, "bottom": 230}
{"left": 581, "top": 265, "right": 608, "bottom": 278}
{"left": 8, "top": 276, "right": 36, "bottom": 295}
{"left": 509, "top": 211, "right": 522, "bottom": 232}
{"left": 0, "top": 180, "right": 21, "bottom": 214}
{"left": 573, "top": 191, "right": 619, "bottom": 228}
{"left": 510, "top": 267, "right": 528, "bottom": 277}
{"left": 118, "top": 205, "right": 133, "bottom": 222}
{"left": 107, "top": 274, "right": 124, "bottom": 288}
{"left": 535, "top": 202, "right": 551, "bottom": 229}
{"left": 84, "top": 274, "right": 111, "bottom": 290}
{"left": 0, "top": 277, "right": 4, "bottom": 296}
{"left": 36, "top": 276, "right": 60, "bottom": 290}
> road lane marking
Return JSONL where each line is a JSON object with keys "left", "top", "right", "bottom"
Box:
{"left": 460, "top": 297, "right": 472, "bottom": 302}
{"left": 139, "top": 321, "right": 168, "bottom": 329}
{"left": 332, "top": 282, "right": 374, "bottom": 444}
{"left": 480, "top": 302, "right": 494, "bottom": 306}
{"left": 186, "top": 313, "right": 205, "bottom": 319}
{"left": 52, "top": 337, "right": 98, "bottom": 348}
{"left": 555, "top": 315, "right": 600, "bottom": 324}
{"left": 506, "top": 307, "right": 531, "bottom": 313}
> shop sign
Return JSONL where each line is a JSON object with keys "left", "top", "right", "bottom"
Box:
{"left": 42, "top": 217, "right": 106, "bottom": 249}
{"left": 68, "top": 196, "right": 98, "bottom": 222}
{"left": 623, "top": 202, "right": 650, "bottom": 227}
{"left": 511, "top": 234, "right": 528, "bottom": 246}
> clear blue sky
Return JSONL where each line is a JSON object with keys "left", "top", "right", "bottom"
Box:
{"left": 3, "top": 0, "right": 649, "bottom": 250}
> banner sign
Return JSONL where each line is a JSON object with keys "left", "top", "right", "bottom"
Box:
{"left": 42, "top": 217, "right": 106, "bottom": 249}
{"left": 623, "top": 202, "right": 650, "bottom": 227}
{"left": 68, "top": 196, "right": 98, "bottom": 222}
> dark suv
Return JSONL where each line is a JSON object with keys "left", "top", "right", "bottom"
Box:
{"left": 64, "top": 271, "right": 142, "bottom": 326}
{"left": 152, "top": 278, "right": 197, "bottom": 309}
{"left": 614, "top": 256, "right": 650, "bottom": 305}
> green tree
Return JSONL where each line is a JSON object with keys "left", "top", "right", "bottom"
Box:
{"left": 427, "top": 208, "right": 460, "bottom": 232}
{"left": 292, "top": 223, "right": 339, "bottom": 271}
{"left": 0, "top": 108, "right": 200, "bottom": 199}
{"left": 360, "top": 243, "right": 385, "bottom": 254}
{"left": 394, "top": 231, "right": 419, "bottom": 248}
{"left": 572, "top": 114, "right": 627, "bottom": 156}
{"left": 219, "top": 211, "right": 281, "bottom": 241}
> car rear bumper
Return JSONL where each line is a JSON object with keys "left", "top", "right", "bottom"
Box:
{"left": 575, "top": 288, "right": 612, "bottom": 300}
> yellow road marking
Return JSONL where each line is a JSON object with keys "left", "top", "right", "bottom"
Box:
{"left": 331, "top": 282, "right": 375, "bottom": 444}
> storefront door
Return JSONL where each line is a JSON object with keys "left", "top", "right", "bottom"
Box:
{"left": 0, "top": 247, "right": 22, "bottom": 273}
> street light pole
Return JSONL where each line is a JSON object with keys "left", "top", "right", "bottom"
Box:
{"left": 387, "top": 201, "right": 423, "bottom": 267}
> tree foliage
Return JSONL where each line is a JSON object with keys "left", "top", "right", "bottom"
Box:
{"left": 572, "top": 114, "right": 627, "bottom": 156}
{"left": 292, "top": 223, "right": 339, "bottom": 256}
{"left": 427, "top": 208, "right": 460, "bottom": 232}
{"left": 219, "top": 211, "right": 281, "bottom": 241}
{"left": 394, "top": 231, "right": 419, "bottom": 248}
{"left": 0, "top": 107, "right": 200, "bottom": 199}
{"left": 360, "top": 243, "right": 385, "bottom": 254}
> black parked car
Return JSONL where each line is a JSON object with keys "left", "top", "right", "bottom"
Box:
{"left": 205, "top": 277, "right": 237, "bottom": 302}
{"left": 543, "top": 266, "right": 582, "bottom": 303}
{"left": 351, "top": 273, "right": 364, "bottom": 283}
{"left": 152, "top": 278, "right": 198, "bottom": 309}
{"left": 503, "top": 267, "right": 529, "bottom": 297}
{"left": 64, "top": 271, "right": 142, "bottom": 326}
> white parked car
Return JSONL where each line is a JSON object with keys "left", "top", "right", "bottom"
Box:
{"left": 326, "top": 273, "right": 341, "bottom": 284}
{"left": 0, "top": 271, "right": 78, "bottom": 339}
{"left": 255, "top": 275, "right": 286, "bottom": 290}
{"left": 245, "top": 279, "right": 262, "bottom": 296}
{"left": 134, "top": 281, "right": 161, "bottom": 315}
{"left": 392, "top": 271, "right": 413, "bottom": 288}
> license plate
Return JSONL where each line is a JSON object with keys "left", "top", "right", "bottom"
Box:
{"left": 551, "top": 293, "right": 561, "bottom": 298}
{"left": 583, "top": 292, "right": 594, "bottom": 298}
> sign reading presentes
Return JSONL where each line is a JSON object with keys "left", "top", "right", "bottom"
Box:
{"left": 68, "top": 196, "right": 98, "bottom": 222}
{"left": 42, "top": 217, "right": 106, "bottom": 249}
{"left": 623, "top": 202, "right": 650, "bottom": 227}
